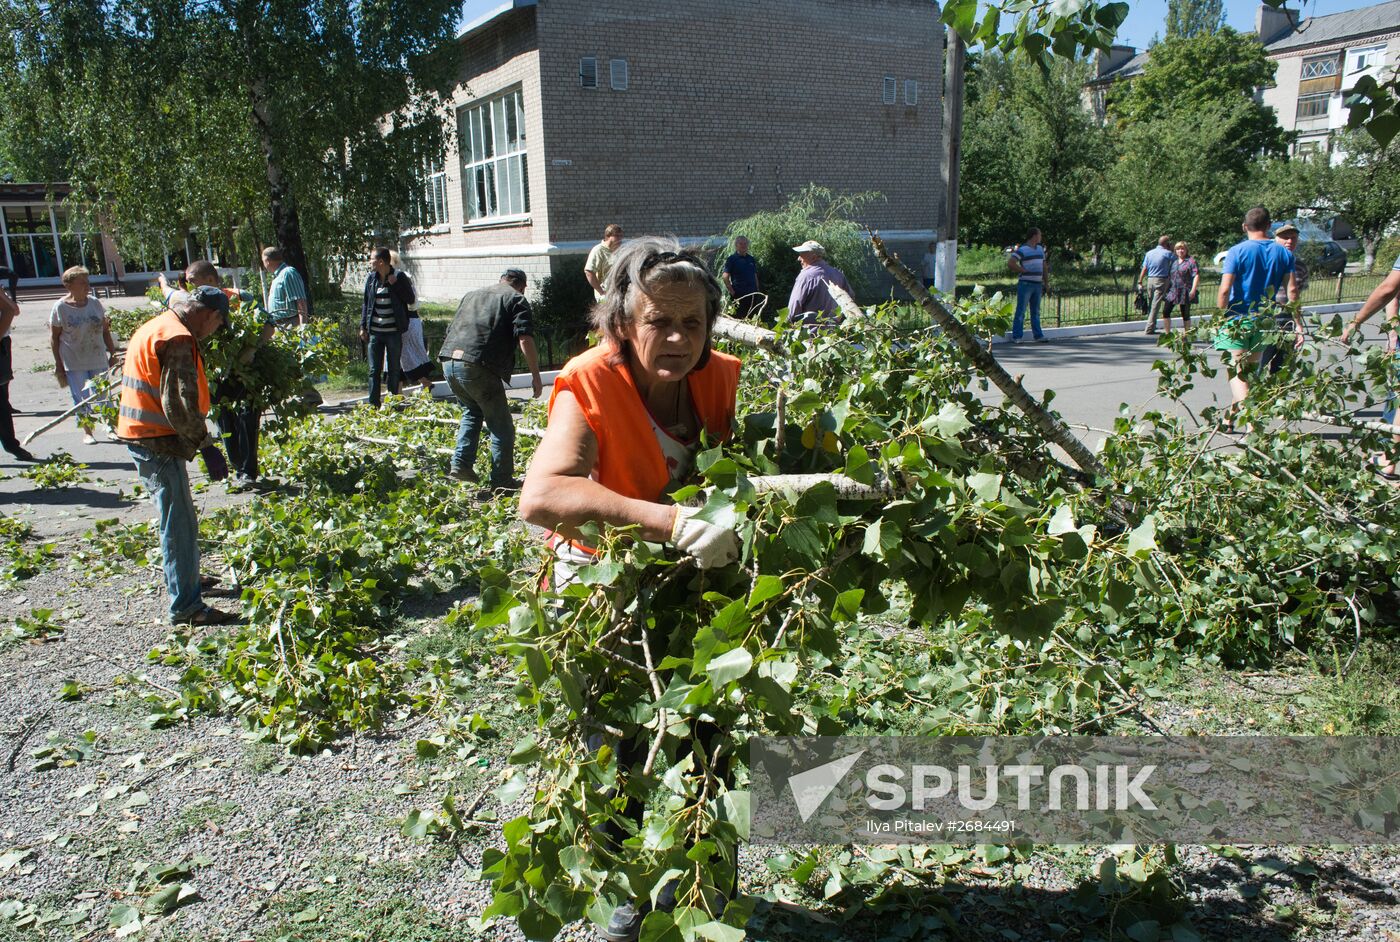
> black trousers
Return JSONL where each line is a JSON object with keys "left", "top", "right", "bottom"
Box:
{"left": 213, "top": 381, "right": 261, "bottom": 480}
{"left": 0, "top": 384, "right": 18, "bottom": 451}
{"left": 1, "top": 336, "right": 18, "bottom": 451}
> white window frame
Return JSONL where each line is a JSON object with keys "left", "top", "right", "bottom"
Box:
{"left": 882, "top": 75, "right": 897, "bottom": 104}
{"left": 904, "top": 79, "right": 918, "bottom": 106}
{"left": 456, "top": 88, "right": 531, "bottom": 226}
{"left": 409, "top": 156, "right": 450, "bottom": 231}
{"left": 610, "top": 58, "right": 629, "bottom": 91}
{"left": 1300, "top": 54, "right": 1339, "bottom": 80}
{"left": 579, "top": 57, "right": 598, "bottom": 89}
{"left": 1349, "top": 44, "right": 1386, "bottom": 73}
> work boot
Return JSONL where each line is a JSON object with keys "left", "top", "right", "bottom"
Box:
{"left": 4, "top": 445, "right": 36, "bottom": 462}
{"left": 448, "top": 465, "right": 479, "bottom": 484}
{"left": 598, "top": 901, "right": 644, "bottom": 942}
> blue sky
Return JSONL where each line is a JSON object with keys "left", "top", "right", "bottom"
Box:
{"left": 1117, "top": 0, "right": 1373, "bottom": 49}
{"left": 455, "top": 0, "right": 1375, "bottom": 52}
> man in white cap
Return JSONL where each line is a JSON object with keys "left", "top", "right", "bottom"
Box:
{"left": 787, "top": 240, "right": 852, "bottom": 327}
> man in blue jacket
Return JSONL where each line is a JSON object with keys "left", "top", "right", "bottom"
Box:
{"left": 359, "top": 247, "right": 416, "bottom": 407}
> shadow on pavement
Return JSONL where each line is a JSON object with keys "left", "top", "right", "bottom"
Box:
{"left": 8, "top": 486, "right": 136, "bottom": 510}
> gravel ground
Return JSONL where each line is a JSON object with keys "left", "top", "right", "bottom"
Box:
{"left": 2, "top": 542, "right": 1398, "bottom": 941}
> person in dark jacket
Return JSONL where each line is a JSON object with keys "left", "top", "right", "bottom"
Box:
{"left": 439, "top": 269, "right": 542, "bottom": 490}
{"left": 359, "top": 246, "right": 416, "bottom": 407}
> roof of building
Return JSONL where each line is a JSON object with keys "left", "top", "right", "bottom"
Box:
{"left": 0, "top": 182, "right": 70, "bottom": 201}
{"left": 1265, "top": 0, "right": 1400, "bottom": 52}
{"left": 456, "top": 0, "right": 536, "bottom": 43}
{"left": 1095, "top": 50, "right": 1149, "bottom": 83}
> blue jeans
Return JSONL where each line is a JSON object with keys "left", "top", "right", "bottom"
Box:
{"left": 128, "top": 444, "right": 202, "bottom": 622}
{"left": 444, "top": 359, "right": 515, "bottom": 485}
{"left": 1013, "top": 281, "right": 1044, "bottom": 340}
{"left": 65, "top": 367, "right": 103, "bottom": 426}
{"left": 367, "top": 331, "right": 402, "bottom": 407}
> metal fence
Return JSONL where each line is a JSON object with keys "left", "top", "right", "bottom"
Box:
{"left": 948, "top": 270, "right": 1386, "bottom": 330}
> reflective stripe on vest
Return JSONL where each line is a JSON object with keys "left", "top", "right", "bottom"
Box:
{"left": 545, "top": 343, "right": 740, "bottom": 553}
{"left": 115, "top": 310, "right": 211, "bottom": 441}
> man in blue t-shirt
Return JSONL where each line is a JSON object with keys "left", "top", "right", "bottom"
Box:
{"left": 1214, "top": 206, "right": 1297, "bottom": 412}
{"left": 1008, "top": 228, "right": 1049, "bottom": 342}
{"left": 721, "top": 236, "right": 764, "bottom": 320}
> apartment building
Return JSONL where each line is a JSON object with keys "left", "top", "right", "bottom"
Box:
{"left": 1085, "top": 1, "right": 1400, "bottom": 159}
{"left": 1258, "top": 0, "right": 1400, "bottom": 156}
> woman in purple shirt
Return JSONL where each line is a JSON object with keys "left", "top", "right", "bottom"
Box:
{"left": 1162, "top": 241, "right": 1199, "bottom": 332}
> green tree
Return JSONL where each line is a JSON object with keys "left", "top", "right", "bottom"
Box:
{"left": 939, "top": 0, "right": 1398, "bottom": 146}
{"left": 1097, "top": 99, "right": 1260, "bottom": 254}
{"left": 1256, "top": 132, "right": 1400, "bottom": 271}
{"left": 959, "top": 52, "right": 1113, "bottom": 251}
{"left": 0, "top": 0, "right": 461, "bottom": 291}
{"left": 1109, "top": 28, "right": 1286, "bottom": 163}
{"left": 717, "top": 186, "right": 878, "bottom": 313}
{"left": 1166, "top": 0, "right": 1224, "bottom": 39}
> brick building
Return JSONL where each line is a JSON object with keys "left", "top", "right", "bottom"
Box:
{"left": 397, "top": 0, "right": 945, "bottom": 301}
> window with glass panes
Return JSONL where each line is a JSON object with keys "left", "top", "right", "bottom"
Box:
{"left": 456, "top": 88, "right": 530, "bottom": 222}
{"left": 118, "top": 232, "right": 212, "bottom": 274}
{"left": 2, "top": 205, "right": 58, "bottom": 279}
{"left": 0, "top": 204, "right": 105, "bottom": 280}
{"left": 415, "top": 158, "right": 449, "bottom": 228}
{"left": 52, "top": 207, "right": 105, "bottom": 275}
{"left": 1296, "top": 93, "right": 1330, "bottom": 120}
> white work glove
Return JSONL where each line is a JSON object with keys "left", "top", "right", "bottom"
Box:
{"left": 670, "top": 505, "right": 741, "bottom": 569}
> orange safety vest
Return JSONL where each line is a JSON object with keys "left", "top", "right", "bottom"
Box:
{"left": 116, "top": 310, "right": 211, "bottom": 440}
{"left": 545, "top": 343, "right": 740, "bottom": 557}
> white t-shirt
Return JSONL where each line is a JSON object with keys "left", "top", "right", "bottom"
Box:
{"left": 49, "top": 297, "right": 110, "bottom": 371}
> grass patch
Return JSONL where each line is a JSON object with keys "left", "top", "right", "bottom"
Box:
{"left": 254, "top": 854, "right": 462, "bottom": 942}
{"left": 1153, "top": 641, "right": 1400, "bottom": 735}
{"left": 169, "top": 800, "right": 241, "bottom": 839}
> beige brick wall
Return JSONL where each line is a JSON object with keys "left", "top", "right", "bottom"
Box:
{"left": 534, "top": 0, "right": 943, "bottom": 243}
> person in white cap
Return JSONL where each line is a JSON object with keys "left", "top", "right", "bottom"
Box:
{"left": 787, "top": 240, "right": 852, "bottom": 327}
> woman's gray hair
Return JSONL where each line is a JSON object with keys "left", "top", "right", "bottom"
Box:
{"left": 591, "top": 236, "right": 724, "bottom": 367}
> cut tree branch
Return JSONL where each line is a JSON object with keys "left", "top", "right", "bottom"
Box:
{"left": 713, "top": 316, "right": 779, "bottom": 353}
{"left": 870, "top": 233, "right": 1110, "bottom": 482}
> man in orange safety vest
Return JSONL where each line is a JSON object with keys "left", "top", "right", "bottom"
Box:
{"left": 117, "top": 285, "right": 238, "bottom": 626}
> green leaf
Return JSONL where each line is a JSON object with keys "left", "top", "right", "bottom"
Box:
{"left": 638, "top": 910, "right": 684, "bottom": 942}
{"left": 694, "top": 921, "right": 746, "bottom": 942}
{"left": 831, "top": 589, "right": 864, "bottom": 623}
{"left": 1125, "top": 920, "right": 1162, "bottom": 942}
{"left": 706, "top": 648, "right": 753, "bottom": 686}
{"left": 1126, "top": 515, "right": 1158, "bottom": 557}
{"left": 966, "top": 472, "right": 1002, "bottom": 502}
{"left": 1047, "top": 504, "right": 1077, "bottom": 535}
{"left": 747, "top": 574, "right": 784, "bottom": 609}
{"left": 509, "top": 736, "right": 541, "bottom": 764}
{"left": 108, "top": 903, "right": 140, "bottom": 928}
{"left": 926, "top": 401, "right": 972, "bottom": 438}
{"left": 720, "top": 790, "right": 751, "bottom": 841}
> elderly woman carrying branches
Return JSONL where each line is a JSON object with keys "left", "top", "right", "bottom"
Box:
{"left": 519, "top": 237, "right": 744, "bottom": 941}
